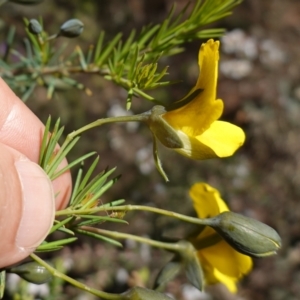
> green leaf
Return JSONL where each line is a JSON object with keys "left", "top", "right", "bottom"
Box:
{"left": 94, "top": 31, "right": 105, "bottom": 63}
{"left": 49, "top": 217, "right": 74, "bottom": 234}
{"left": 37, "top": 237, "right": 77, "bottom": 251}
{"left": 96, "top": 32, "right": 122, "bottom": 66}
{"left": 75, "top": 229, "right": 123, "bottom": 247}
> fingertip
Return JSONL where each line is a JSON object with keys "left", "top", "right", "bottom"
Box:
{"left": 15, "top": 160, "right": 55, "bottom": 249}
{"left": 0, "top": 144, "right": 55, "bottom": 268}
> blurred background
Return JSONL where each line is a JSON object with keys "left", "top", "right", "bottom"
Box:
{"left": 1, "top": 0, "right": 300, "bottom": 299}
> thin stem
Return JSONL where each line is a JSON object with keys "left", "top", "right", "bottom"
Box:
{"left": 67, "top": 114, "right": 148, "bottom": 140}
{"left": 80, "top": 226, "right": 182, "bottom": 252}
{"left": 52, "top": 114, "right": 148, "bottom": 169}
{"left": 30, "top": 253, "right": 126, "bottom": 300}
{"left": 56, "top": 204, "right": 213, "bottom": 227}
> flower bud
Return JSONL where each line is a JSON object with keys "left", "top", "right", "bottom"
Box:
{"left": 8, "top": 261, "right": 52, "bottom": 284}
{"left": 9, "top": 0, "right": 44, "bottom": 4}
{"left": 122, "top": 286, "right": 173, "bottom": 300}
{"left": 59, "top": 19, "right": 84, "bottom": 38}
{"left": 209, "top": 211, "right": 281, "bottom": 258}
{"left": 28, "top": 19, "right": 42, "bottom": 35}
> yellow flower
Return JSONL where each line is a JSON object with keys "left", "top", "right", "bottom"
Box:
{"left": 161, "top": 39, "right": 245, "bottom": 159}
{"left": 189, "top": 182, "right": 252, "bottom": 293}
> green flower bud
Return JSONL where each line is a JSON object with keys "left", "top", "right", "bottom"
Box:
{"left": 59, "top": 19, "right": 84, "bottom": 38}
{"left": 8, "top": 0, "right": 44, "bottom": 4}
{"left": 8, "top": 261, "right": 52, "bottom": 284}
{"left": 122, "top": 286, "right": 173, "bottom": 300}
{"left": 209, "top": 211, "right": 281, "bottom": 258}
{"left": 28, "top": 19, "right": 42, "bottom": 35}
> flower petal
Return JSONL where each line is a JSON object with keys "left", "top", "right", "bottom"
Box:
{"left": 199, "top": 254, "right": 239, "bottom": 293}
{"left": 199, "top": 240, "right": 252, "bottom": 284}
{"left": 163, "top": 99, "right": 223, "bottom": 137}
{"left": 189, "top": 183, "right": 229, "bottom": 239}
{"left": 189, "top": 183, "right": 229, "bottom": 219}
{"left": 195, "top": 120, "right": 246, "bottom": 157}
{"left": 196, "top": 39, "right": 220, "bottom": 99}
{"left": 163, "top": 39, "right": 221, "bottom": 136}
{"left": 189, "top": 182, "right": 253, "bottom": 292}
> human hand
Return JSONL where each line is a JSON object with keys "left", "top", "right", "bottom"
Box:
{"left": 0, "top": 78, "right": 72, "bottom": 268}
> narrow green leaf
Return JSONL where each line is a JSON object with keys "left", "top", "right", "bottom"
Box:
{"left": 21, "top": 81, "right": 36, "bottom": 102}
{"left": 77, "top": 215, "right": 128, "bottom": 226}
{"left": 57, "top": 227, "right": 75, "bottom": 235}
{"left": 46, "top": 135, "right": 79, "bottom": 176}
{"left": 169, "top": 2, "right": 190, "bottom": 29}
{"left": 94, "top": 31, "right": 105, "bottom": 63}
{"left": 100, "top": 199, "right": 126, "bottom": 208}
{"left": 86, "top": 44, "right": 94, "bottom": 65}
{"left": 73, "top": 167, "right": 116, "bottom": 207}
{"left": 70, "top": 164, "right": 83, "bottom": 205}
{"left": 76, "top": 46, "right": 87, "bottom": 70}
{"left": 46, "top": 83, "right": 55, "bottom": 99}
{"left": 138, "top": 24, "right": 160, "bottom": 47}
{"left": 50, "top": 217, "right": 74, "bottom": 234}
{"left": 52, "top": 151, "right": 97, "bottom": 180}
{"left": 35, "top": 246, "right": 63, "bottom": 252}
{"left": 96, "top": 32, "right": 122, "bottom": 66}
{"left": 75, "top": 229, "right": 123, "bottom": 247}
{"left": 39, "top": 116, "right": 51, "bottom": 166}
{"left": 80, "top": 174, "right": 119, "bottom": 210}
{"left": 23, "top": 38, "right": 33, "bottom": 62}
{"left": 128, "top": 44, "right": 139, "bottom": 81}
{"left": 120, "top": 29, "right": 136, "bottom": 58}
{"left": 48, "top": 43, "right": 68, "bottom": 65}
{"left": 78, "top": 156, "right": 101, "bottom": 193}
{"left": 37, "top": 237, "right": 77, "bottom": 251}
{"left": 43, "top": 124, "right": 64, "bottom": 169}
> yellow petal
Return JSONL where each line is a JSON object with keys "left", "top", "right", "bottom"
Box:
{"left": 189, "top": 182, "right": 253, "bottom": 292}
{"left": 163, "top": 39, "right": 221, "bottom": 136}
{"left": 189, "top": 183, "right": 229, "bottom": 219}
{"left": 199, "top": 240, "right": 253, "bottom": 281}
{"left": 195, "top": 39, "right": 219, "bottom": 104}
{"left": 163, "top": 98, "right": 223, "bottom": 137}
{"left": 189, "top": 183, "right": 229, "bottom": 239}
{"left": 195, "top": 120, "right": 246, "bottom": 157}
{"left": 199, "top": 257, "right": 238, "bottom": 293}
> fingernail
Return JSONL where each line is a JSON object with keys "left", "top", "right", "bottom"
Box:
{"left": 15, "top": 160, "right": 55, "bottom": 249}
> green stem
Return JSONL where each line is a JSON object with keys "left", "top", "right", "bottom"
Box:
{"left": 80, "top": 226, "right": 183, "bottom": 252}
{"left": 55, "top": 114, "right": 148, "bottom": 165}
{"left": 30, "top": 253, "right": 127, "bottom": 300}
{"left": 56, "top": 204, "right": 213, "bottom": 227}
{"left": 68, "top": 114, "right": 148, "bottom": 139}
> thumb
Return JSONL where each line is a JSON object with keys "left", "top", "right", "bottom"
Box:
{"left": 0, "top": 143, "right": 55, "bottom": 268}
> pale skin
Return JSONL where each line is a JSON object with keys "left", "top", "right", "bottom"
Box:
{"left": 0, "top": 78, "right": 72, "bottom": 268}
